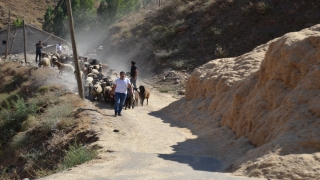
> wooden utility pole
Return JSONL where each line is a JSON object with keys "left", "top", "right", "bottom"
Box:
{"left": 66, "top": 0, "right": 84, "bottom": 99}
{"left": 5, "top": 11, "right": 10, "bottom": 59}
{"left": 9, "top": 30, "right": 16, "bottom": 55}
{"left": 23, "top": 19, "right": 27, "bottom": 63}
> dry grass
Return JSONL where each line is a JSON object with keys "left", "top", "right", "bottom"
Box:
{"left": 10, "top": 131, "right": 29, "bottom": 149}
{"left": 21, "top": 116, "right": 38, "bottom": 131}
{"left": 0, "top": 61, "right": 96, "bottom": 179}
{"left": 0, "top": 0, "right": 57, "bottom": 29}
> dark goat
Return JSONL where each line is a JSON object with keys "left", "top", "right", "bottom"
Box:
{"left": 125, "top": 88, "right": 135, "bottom": 110}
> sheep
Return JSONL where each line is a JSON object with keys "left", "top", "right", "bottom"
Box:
{"left": 51, "top": 55, "right": 58, "bottom": 67}
{"left": 103, "top": 85, "right": 112, "bottom": 103}
{"left": 84, "top": 76, "right": 94, "bottom": 98}
{"left": 107, "top": 88, "right": 115, "bottom": 107}
{"left": 91, "top": 68, "right": 100, "bottom": 75}
{"left": 139, "top": 85, "right": 150, "bottom": 106}
{"left": 53, "top": 61, "right": 75, "bottom": 76}
{"left": 89, "top": 59, "right": 100, "bottom": 65}
{"left": 100, "top": 63, "right": 109, "bottom": 73}
{"left": 91, "top": 82, "right": 103, "bottom": 101}
{"left": 38, "top": 58, "right": 51, "bottom": 68}
{"left": 133, "top": 87, "right": 140, "bottom": 106}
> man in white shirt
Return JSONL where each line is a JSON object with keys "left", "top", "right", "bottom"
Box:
{"left": 57, "top": 43, "right": 62, "bottom": 55}
{"left": 111, "top": 71, "right": 133, "bottom": 117}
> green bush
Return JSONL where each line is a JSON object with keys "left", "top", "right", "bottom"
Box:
{"left": 0, "top": 95, "right": 37, "bottom": 147}
{"left": 61, "top": 141, "right": 97, "bottom": 169}
{"left": 13, "top": 17, "right": 23, "bottom": 27}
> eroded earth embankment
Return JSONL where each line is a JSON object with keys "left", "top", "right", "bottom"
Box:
{"left": 167, "top": 25, "right": 320, "bottom": 179}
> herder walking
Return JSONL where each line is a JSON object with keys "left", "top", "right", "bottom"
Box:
{"left": 35, "top": 40, "right": 43, "bottom": 63}
{"left": 130, "top": 61, "right": 138, "bottom": 89}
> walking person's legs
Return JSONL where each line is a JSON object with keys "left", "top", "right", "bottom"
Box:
{"left": 35, "top": 51, "right": 42, "bottom": 63}
{"left": 39, "top": 52, "right": 42, "bottom": 62}
{"left": 114, "top": 93, "right": 120, "bottom": 116}
{"left": 118, "top": 93, "right": 127, "bottom": 116}
{"left": 130, "top": 77, "right": 137, "bottom": 89}
{"left": 35, "top": 52, "right": 40, "bottom": 63}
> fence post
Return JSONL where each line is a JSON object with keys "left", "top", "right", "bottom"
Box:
{"left": 5, "top": 11, "right": 10, "bottom": 59}
{"left": 23, "top": 18, "right": 27, "bottom": 63}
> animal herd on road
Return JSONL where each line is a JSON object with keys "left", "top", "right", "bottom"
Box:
{"left": 38, "top": 52, "right": 151, "bottom": 110}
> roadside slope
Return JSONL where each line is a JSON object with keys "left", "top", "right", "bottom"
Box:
{"left": 173, "top": 24, "right": 320, "bottom": 179}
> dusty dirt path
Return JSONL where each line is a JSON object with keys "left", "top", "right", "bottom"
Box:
{"left": 40, "top": 80, "right": 261, "bottom": 180}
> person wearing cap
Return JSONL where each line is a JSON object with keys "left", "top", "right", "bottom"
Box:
{"left": 130, "top": 61, "right": 138, "bottom": 89}
{"left": 110, "top": 71, "right": 133, "bottom": 117}
{"left": 35, "top": 40, "right": 43, "bottom": 63}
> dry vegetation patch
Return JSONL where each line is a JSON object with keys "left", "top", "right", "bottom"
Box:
{"left": 0, "top": 62, "right": 99, "bottom": 179}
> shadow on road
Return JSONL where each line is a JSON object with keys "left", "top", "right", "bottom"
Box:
{"left": 158, "top": 153, "right": 223, "bottom": 172}
{"left": 148, "top": 98, "right": 255, "bottom": 174}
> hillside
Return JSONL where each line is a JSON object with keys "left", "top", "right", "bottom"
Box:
{"left": 98, "top": 0, "right": 320, "bottom": 78}
{"left": 0, "top": 0, "right": 57, "bottom": 29}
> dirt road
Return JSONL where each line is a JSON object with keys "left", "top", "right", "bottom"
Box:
{"left": 40, "top": 80, "right": 261, "bottom": 180}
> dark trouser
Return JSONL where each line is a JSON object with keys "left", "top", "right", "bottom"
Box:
{"left": 35, "top": 51, "right": 42, "bottom": 63}
{"left": 130, "top": 77, "right": 137, "bottom": 89}
{"left": 114, "top": 92, "right": 127, "bottom": 115}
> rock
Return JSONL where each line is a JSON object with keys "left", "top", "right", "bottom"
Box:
{"left": 177, "top": 90, "right": 185, "bottom": 95}
{"left": 91, "top": 120, "right": 97, "bottom": 124}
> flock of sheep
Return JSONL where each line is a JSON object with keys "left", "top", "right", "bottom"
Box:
{"left": 38, "top": 52, "right": 150, "bottom": 110}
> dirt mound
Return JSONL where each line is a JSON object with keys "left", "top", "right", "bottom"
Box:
{"left": 172, "top": 24, "right": 320, "bottom": 179}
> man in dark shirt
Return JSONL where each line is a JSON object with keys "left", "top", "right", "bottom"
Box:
{"left": 35, "top": 40, "right": 43, "bottom": 63}
{"left": 130, "top": 61, "right": 138, "bottom": 89}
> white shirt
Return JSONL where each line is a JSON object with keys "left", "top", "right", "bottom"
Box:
{"left": 114, "top": 78, "right": 131, "bottom": 94}
{"left": 57, "top": 45, "right": 62, "bottom": 51}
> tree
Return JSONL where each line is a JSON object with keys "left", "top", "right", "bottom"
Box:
{"left": 13, "top": 17, "right": 23, "bottom": 27}
{"left": 97, "top": 0, "right": 141, "bottom": 26}
{"left": 43, "top": 5, "right": 53, "bottom": 31}
{"left": 43, "top": 0, "right": 95, "bottom": 38}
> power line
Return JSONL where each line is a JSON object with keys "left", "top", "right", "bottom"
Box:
{"left": 16, "top": 32, "right": 53, "bottom": 44}
{"left": 26, "top": 24, "right": 35, "bottom": 33}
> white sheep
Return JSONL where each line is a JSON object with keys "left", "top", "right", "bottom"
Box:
{"left": 84, "top": 76, "right": 94, "bottom": 97}
{"left": 91, "top": 82, "right": 102, "bottom": 101}
{"left": 38, "top": 58, "right": 51, "bottom": 68}
{"left": 90, "top": 68, "right": 100, "bottom": 75}
{"left": 53, "top": 61, "right": 75, "bottom": 76}
{"left": 103, "top": 85, "right": 112, "bottom": 103}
